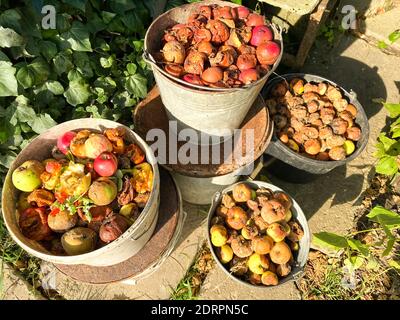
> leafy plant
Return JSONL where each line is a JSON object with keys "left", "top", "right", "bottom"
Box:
{"left": 313, "top": 205, "right": 400, "bottom": 272}
{"left": 374, "top": 101, "right": 400, "bottom": 175}
{"left": 0, "top": 0, "right": 155, "bottom": 189}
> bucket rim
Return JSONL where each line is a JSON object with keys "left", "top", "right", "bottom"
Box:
{"left": 143, "top": 0, "right": 283, "bottom": 93}
{"left": 206, "top": 180, "right": 311, "bottom": 289}
{"left": 1, "top": 118, "right": 160, "bottom": 264}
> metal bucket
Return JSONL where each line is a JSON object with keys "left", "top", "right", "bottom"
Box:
{"left": 171, "top": 158, "right": 261, "bottom": 205}
{"left": 144, "top": 0, "right": 283, "bottom": 142}
{"left": 263, "top": 73, "right": 370, "bottom": 174}
{"left": 1, "top": 119, "right": 160, "bottom": 267}
{"left": 207, "top": 180, "right": 310, "bottom": 288}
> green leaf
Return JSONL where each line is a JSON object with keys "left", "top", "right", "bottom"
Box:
{"left": 86, "top": 105, "right": 101, "bottom": 117}
{"left": 383, "top": 103, "right": 400, "bottom": 118}
{"left": 378, "top": 132, "right": 397, "bottom": 151}
{"left": 347, "top": 239, "right": 370, "bottom": 256}
{"left": 100, "top": 55, "right": 115, "bottom": 68}
{"left": 127, "top": 63, "right": 137, "bottom": 75}
{"left": 30, "top": 113, "right": 57, "bottom": 134}
{"left": 383, "top": 237, "right": 395, "bottom": 256}
{"left": 67, "top": 69, "right": 84, "bottom": 82}
{"left": 389, "top": 259, "right": 400, "bottom": 269}
{"left": 0, "top": 27, "right": 24, "bottom": 48}
{"left": 0, "top": 120, "right": 14, "bottom": 144}
{"left": 392, "top": 128, "right": 400, "bottom": 139}
{"left": 61, "top": 21, "right": 92, "bottom": 52}
{"left": 125, "top": 73, "right": 147, "bottom": 98}
{"left": 374, "top": 141, "right": 386, "bottom": 158}
{"left": 344, "top": 256, "right": 364, "bottom": 270}
{"left": 73, "top": 51, "right": 93, "bottom": 78}
{"left": 64, "top": 80, "right": 91, "bottom": 106}
{"left": 112, "top": 91, "right": 136, "bottom": 108}
{"left": 101, "top": 11, "right": 116, "bottom": 24}
{"left": 86, "top": 13, "right": 107, "bottom": 34}
{"left": 53, "top": 50, "right": 74, "bottom": 75}
{"left": 56, "top": 13, "right": 72, "bottom": 33}
{"left": 0, "top": 9, "right": 22, "bottom": 34}
{"left": 38, "top": 40, "right": 57, "bottom": 61}
{"left": 367, "top": 205, "right": 400, "bottom": 228}
{"left": 375, "top": 156, "right": 398, "bottom": 175}
{"left": 0, "top": 61, "right": 18, "bottom": 96}
{"left": 62, "top": 0, "right": 86, "bottom": 12}
{"left": 0, "top": 51, "right": 9, "bottom": 62}
{"left": 16, "top": 65, "right": 36, "bottom": 89}
{"left": 0, "top": 150, "right": 17, "bottom": 168}
{"left": 366, "top": 257, "right": 379, "bottom": 270}
{"left": 388, "top": 30, "right": 400, "bottom": 44}
{"left": 107, "top": 16, "right": 125, "bottom": 33}
{"left": 109, "top": 0, "right": 136, "bottom": 15}
{"left": 94, "top": 76, "right": 116, "bottom": 94}
{"left": 313, "top": 232, "right": 349, "bottom": 251}
{"left": 29, "top": 57, "right": 51, "bottom": 84}
{"left": 378, "top": 40, "right": 388, "bottom": 49}
{"left": 131, "top": 40, "right": 143, "bottom": 52}
{"left": 45, "top": 80, "right": 64, "bottom": 95}
{"left": 121, "top": 11, "right": 143, "bottom": 33}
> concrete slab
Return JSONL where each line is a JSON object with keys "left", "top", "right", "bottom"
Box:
{"left": 260, "top": 0, "right": 320, "bottom": 15}
{"left": 1, "top": 263, "right": 44, "bottom": 300}
{"left": 47, "top": 203, "right": 208, "bottom": 300}
{"left": 337, "top": 0, "right": 398, "bottom": 18}
{"left": 199, "top": 266, "right": 301, "bottom": 300}
{"left": 356, "top": 7, "right": 400, "bottom": 55}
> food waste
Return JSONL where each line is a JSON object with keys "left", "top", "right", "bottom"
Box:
{"left": 156, "top": 4, "right": 281, "bottom": 88}
{"left": 209, "top": 183, "right": 304, "bottom": 286}
{"left": 12, "top": 127, "right": 153, "bottom": 256}
{"left": 267, "top": 78, "right": 362, "bottom": 161}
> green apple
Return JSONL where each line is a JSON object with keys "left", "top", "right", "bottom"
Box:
{"left": 12, "top": 160, "right": 44, "bottom": 192}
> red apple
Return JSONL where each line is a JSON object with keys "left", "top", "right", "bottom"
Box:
{"left": 57, "top": 131, "right": 76, "bottom": 154}
{"left": 239, "top": 68, "right": 259, "bottom": 84}
{"left": 250, "top": 25, "right": 273, "bottom": 46}
{"left": 246, "top": 13, "right": 265, "bottom": 27}
{"left": 235, "top": 6, "right": 250, "bottom": 20}
{"left": 94, "top": 152, "right": 118, "bottom": 177}
{"left": 256, "top": 41, "right": 281, "bottom": 65}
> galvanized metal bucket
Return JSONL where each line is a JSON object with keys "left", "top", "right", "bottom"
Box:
{"left": 144, "top": 0, "right": 283, "bottom": 142}
{"left": 263, "top": 73, "right": 370, "bottom": 174}
{"left": 171, "top": 158, "right": 261, "bottom": 205}
{"left": 207, "top": 180, "right": 311, "bottom": 288}
{"left": 1, "top": 119, "right": 160, "bottom": 267}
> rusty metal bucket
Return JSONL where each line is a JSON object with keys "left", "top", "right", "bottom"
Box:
{"left": 144, "top": 0, "right": 283, "bottom": 143}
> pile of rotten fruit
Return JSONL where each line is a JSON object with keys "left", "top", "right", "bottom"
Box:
{"left": 11, "top": 128, "right": 153, "bottom": 256}
{"left": 268, "top": 78, "right": 362, "bottom": 161}
{"left": 209, "top": 183, "right": 304, "bottom": 286}
{"left": 158, "top": 4, "right": 281, "bottom": 87}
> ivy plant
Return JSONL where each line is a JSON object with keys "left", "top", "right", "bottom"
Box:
{"left": 0, "top": 0, "right": 155, "bottom": 184}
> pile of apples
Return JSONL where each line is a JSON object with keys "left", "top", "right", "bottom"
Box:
{"left": 267, "top": 78, "right": 362, "bottom": 161}
{"left": 158, "top": 4, "right": 281, "bottom": 87}
{"left": 209, "top": 183, "right": 304, "bottom": 286}
{"left": 11, "top": 128, "right": 153, "bottom": 256}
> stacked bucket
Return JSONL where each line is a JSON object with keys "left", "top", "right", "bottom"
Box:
{"left": 140, "top": 0, "right": 283, "bottom": 204}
